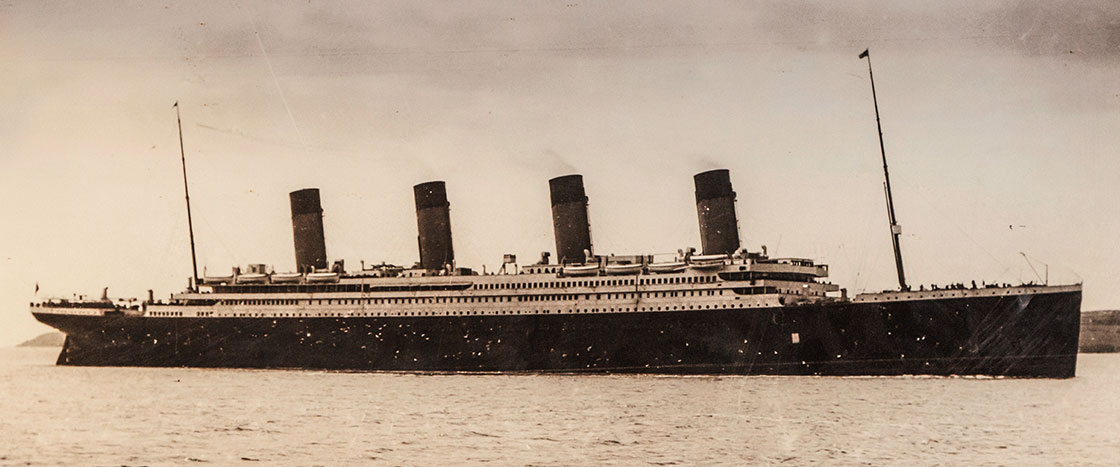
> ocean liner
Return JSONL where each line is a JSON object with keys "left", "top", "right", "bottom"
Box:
{"left": 30, "top": 53, "right": 1081, "bottom": 377}
{"left": 30, "top": 168, "right": 1081, "bottom": 377}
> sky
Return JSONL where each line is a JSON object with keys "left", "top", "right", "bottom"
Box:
{"left": 1, "top": 1, "right": 1118, "bottom": 346}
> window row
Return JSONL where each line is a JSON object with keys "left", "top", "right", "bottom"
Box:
{"left": 216, "top": 302, "right": 747, "bottom": 318}
{"left": 474, "top": 275, "right": 717, "bottom": 290}
{"left": 221, "top": 289, "right": 727, "bottom": 307}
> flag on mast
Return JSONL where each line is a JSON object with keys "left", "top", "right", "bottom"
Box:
{"left": 34, "top": 282, "right": 39, "bottom": 295}
{"left": 859, "top": 49, "right": 869, "bottom": 59}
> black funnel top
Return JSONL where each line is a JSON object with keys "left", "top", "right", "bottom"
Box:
{"left": 549, "top": 174, "right": 587, "bottom": 206}
{"left": 694, "top": 169, "right": 734, "bottom": 202}
{"left": 290, "top": 188, "right": 322, "bottom": 214}
{"left": 414, "top": 181, "right": 449, "bottom": 209}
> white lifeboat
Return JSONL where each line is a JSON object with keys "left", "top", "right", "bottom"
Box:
{"left": 688, "top": 254, "right": 727, "bottom": 270}
{"left": 604, "top": 263, "right": 643, "bottom": 275}
{"left": 235, "top": 273, "right": 268, "bottom": 284}
{"left": 200, "top": 275, "right": 234, "bottom": 285}
{"left": 271, "top": 272, "right": 302, "bottom": 284}
{"left": 306, "top": 272, "right": 340, "bottom": 283}
{"left": 647, "top": 261, "right": 686, "bottom": 274}
{"left": 562, "top": 264, "right": 600, "bottom": 277}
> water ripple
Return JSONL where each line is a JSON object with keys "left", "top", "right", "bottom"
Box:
{"left": 2, "top": 348, "right": 1118, "bottom": 465}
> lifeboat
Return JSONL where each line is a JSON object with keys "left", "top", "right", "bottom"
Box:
{"left": 688, "top": 254, "right": 727, "bottom": 270}
{"left": 647, "top": 261, "right": 686, "bottom": 274}
{"left": 271, "top": 272, "right": 302, "bottom": 283}
{"left": 604, "top": 263, "right": 643, "bottom": 275}
{"left": 306, "top": 272, "right": 340, "bottom": 283}
{"left": 562, "top": 264, "right": 600, "bottom": 277}
{"left": 200, "top": 275, "right": 234, "bottom": 285}
{"left": 235, "top": 273, "right": 268, "bottom": 284}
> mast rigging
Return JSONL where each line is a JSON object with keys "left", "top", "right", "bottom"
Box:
{"left": 859, "top": 49, "right": 908, "bottom": 291}
{"left": 174, "top": 102, "right": 200, "bottom": 291}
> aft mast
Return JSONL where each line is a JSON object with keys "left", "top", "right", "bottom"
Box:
{"left": 858, "top": 49, "right": 908, "bottom": 291}
{"left": 174, "top": 102, "right": 200, "bottom": 291}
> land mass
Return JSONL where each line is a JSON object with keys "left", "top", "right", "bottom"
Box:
{"left": 16, "top": 331, "right": 65, "bottom": 347}
{"left": 14, "top": 311, "right": 1120, "bottom": 352}
{"left": 1080, "top": 310, "right": 1120, "bottom": 353}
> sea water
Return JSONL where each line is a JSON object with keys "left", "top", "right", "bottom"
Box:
{"left": 2, "top": 347, "right": 1117, "bottom": 465}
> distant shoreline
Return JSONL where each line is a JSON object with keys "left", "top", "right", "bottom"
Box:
{"left": 16, "top": 332, "right": 64, "bottom": 348}
{"left": 1080, "top": 310, "right": 1120, "bottom": 353}
{"left": 16, "top": 311, "right": 1120, "bottom": 352}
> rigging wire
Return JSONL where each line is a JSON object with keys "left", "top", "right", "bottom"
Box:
{"left": 239, "top": 2, "right": 312, "bottom": 161}
{"left": 889, "top": 171, "right": 1022, "bottom": 285}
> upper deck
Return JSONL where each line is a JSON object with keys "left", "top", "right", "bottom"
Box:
{"left": 30, "top": 253, "right": 842, "bottom": 320}
{"left": 182, "top": 253, "right": 837, "bottom": 302}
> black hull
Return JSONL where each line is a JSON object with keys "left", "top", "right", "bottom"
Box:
{"left": 34, "top": 290, "right": 1081, "bottom": 377}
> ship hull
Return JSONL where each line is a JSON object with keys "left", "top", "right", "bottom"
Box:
{"left": 33, "top": 289, "right": 1081, "bottom": 377}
